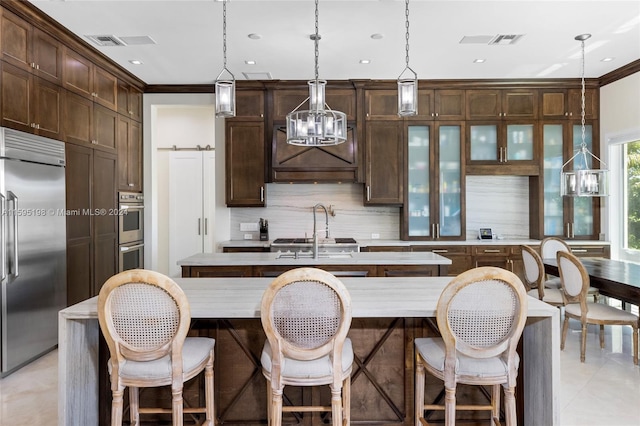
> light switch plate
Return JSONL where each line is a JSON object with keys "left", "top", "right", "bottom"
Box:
{"left": 243, "top": 233, "right": 253, "bottom": 240}
{"left": 371, "top": 233, "right": 380, "bottom": 239}
{"left": 240, "top": 222, "right": 259, "bottom": 231}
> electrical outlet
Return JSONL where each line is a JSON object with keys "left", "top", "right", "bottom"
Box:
{"left": 240, "top": 222, "right": 259, "bottom": 231}
{"left": 243, "top": 233, "right": 253, "bottom": 240}
{"left": 371, "top": 233, "right": 380, "bottom": 239}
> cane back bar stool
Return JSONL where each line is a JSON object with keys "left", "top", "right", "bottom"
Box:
{"left": 260, "top": 267, "right": 353, "bottom": 426}
{"left": 97, "top": 269, "right": 215, "bottom": 426}
{"left": 414, "top": 267, "right": 528, "bottom": 426}
{"left": 557, "top": 251, "right": 639, "bottom": 365}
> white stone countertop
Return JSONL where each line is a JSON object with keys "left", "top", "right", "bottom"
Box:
{"left": 60, "top": 277, "right": 557, "bottom": 320}
{"left": 178, "top": 251, "right": 452, "bottom": 266}
{"left": 219, "top": 238, "right": 610, "bottom": 248}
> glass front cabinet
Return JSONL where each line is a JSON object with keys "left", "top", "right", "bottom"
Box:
{"left": 403, "top": 122, "right": 465, "bottom": 240}
{"left": 542, "top": 121, "right": 600, "bottom": 239}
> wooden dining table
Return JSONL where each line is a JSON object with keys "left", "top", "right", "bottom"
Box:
{"left": 543, "top": 256, "right": 640, "bottom": 306}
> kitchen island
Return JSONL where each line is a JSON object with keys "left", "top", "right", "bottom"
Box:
{"left": 179, "top": 251, "right": 452, "bottom": 277}
{"left": 59, "top": 276, "right": 559, "bottom": 426}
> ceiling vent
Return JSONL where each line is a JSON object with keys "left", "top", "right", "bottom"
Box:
{"left": 119, "top": 36, "right": 156, "bottom": 46}
{"left": 489, "top": 34, "right": 524, "bottom": 45}
{"left": 85, "top": 35, "right": 126, "bottom": 47}
{"left": 459, "top": 35, "right": 494, "bottom": 44}
{"left": 242, "top": 72, "right": 273, "bottom": 80}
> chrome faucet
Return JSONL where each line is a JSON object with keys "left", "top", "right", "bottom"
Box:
{"left": 312, "top": 203, "right": 330, "bottom": 259}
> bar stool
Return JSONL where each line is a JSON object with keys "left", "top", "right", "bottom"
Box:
{"left": 98, "top": 269, "right": 215, "bottom": 426}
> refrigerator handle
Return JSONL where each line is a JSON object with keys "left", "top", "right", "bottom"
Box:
{"left": 7, "top": 191, "right": 18, "bottom": 278}
{"left": 0, "top": 193, "right": 5, "bottom": 281}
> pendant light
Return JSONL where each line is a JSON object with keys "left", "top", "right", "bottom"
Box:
{"left": 560, "top": 34, "right": 609, "bottom": 197}
{"left": 286, "top": 0, "right": 347, "bottom": 146}
{"left": 215, "top": 0, "right": 235, "bottom": 117}
{"left": 397, "top": 0, "right": 417, "bottom": 116}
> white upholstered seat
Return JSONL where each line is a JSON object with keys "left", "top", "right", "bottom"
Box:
{"left": 522, "top": 244, "right": 565, "bottom": 308}
{"left": 98, "top": 269, "right": 215, "bottom": 426}
{"left": 557, "top": 251, "right": 639, "bottom": 365}
{"left": 414, "top": 267, "right": 528, "bottom": 426}
{"left": 260, "top": 267, "right": 353, "bottom": 426}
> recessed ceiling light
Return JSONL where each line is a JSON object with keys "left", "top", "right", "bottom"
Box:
{"left": 247, "top": 33, "right": 262, "bottom": 40}
{"left": 245, "top": 60, "right": 256, "bottom": 65}
{"left": 370, "top": 33, "right": 384, "bottom": 40}
{"left": 601, "top": 57, "right": 615, "bottom": 62}
{"left": 359, "top": 59, "right": 371, "bottom": 64}
{"left": 129, "top": 59, "right": 143, "bottom": 65}
{"left": 473, "top": 59, "right": 486, "bottom": 63}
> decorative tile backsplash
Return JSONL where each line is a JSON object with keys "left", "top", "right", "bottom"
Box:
{"left": 229, "top": 176, "right": 530, "bottom": 241}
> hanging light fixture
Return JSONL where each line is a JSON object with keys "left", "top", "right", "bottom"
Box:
{"left": 286, "top": 0, "right": 347, "bottom": 146}
{"left": 397, "top": 0, "right": 417, "bottom": 116}
{"left": 560, "top": 34, "right": 609, "bottom": 197}
{"left": 215, "top": 0, "right": 235, "bottom": 117}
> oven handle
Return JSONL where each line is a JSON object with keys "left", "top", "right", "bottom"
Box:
{"left": 120, "top": 205, "right": 144, "bottom": 211}
{"left": 120, "top": 243, "right": 145, "bottom": 252}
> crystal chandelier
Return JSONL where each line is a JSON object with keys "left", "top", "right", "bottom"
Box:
{"left": 286, "top": 0, "right": 347, "bottom": 146}
{"left": 561, "top": 34, "right": 609, "bottom": 197}
{"left": 215, "top": 0, "right": 235, "bottom": 117}
{"left": 397, "top": 0, "right": 417, "bottom": 116}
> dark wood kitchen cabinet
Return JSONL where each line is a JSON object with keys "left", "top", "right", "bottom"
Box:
{"left": 364, "top": 89, "right": 464, "bottom": 121}
{"left": 540, "top": 88, "right": 598, "bottom": 120}
{"left": 62, "top": 46, "right": 118, "bottom": 111}
{"left": 63, "top": 90, "right": 93, "bottom": 145}
{"left": 117, "top": 80, "right": 142, "bottom": 121}
{"left": 466, "top": 89, "right": 538, "bottom": 120}
{"left": 1, "top": 62, "right": 62, "bottom": 140}
{"left": 65, "top": 144, "right": 118, "bottom": 305}
{"left": 411, "top": 245, "right": 471, "bottom": 276}
{"left": 226, "top": 120, "right": 266, "bottom": 206}
{"left": 272, "top": 88, "right": 356, "bottom": 121}
{"left": 1, "top": 9, "right": 63, "bottom": 85}
{"left": 117, "top": 115, "right": 142, "bottom": 192}
{"left": 364, "top": 120, "right": 404, "bottom": 205}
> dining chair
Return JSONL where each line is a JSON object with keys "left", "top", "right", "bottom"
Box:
{"left": 97, "top": 269, "right": 215, "bottom": 426}
{"left": 521, "top": 245, "right": 564, "bottom": 307}
{"left": 414, "top": 266, "right": 528, "bottom": 426}
{"left": 540, "top": 236, "right": 600, "bottom": 302}
{"left": 557, "top": 251, "right": 639, "bottom": 365}
{"left": 260, "top": 267, "right": 353, "bottom": 426}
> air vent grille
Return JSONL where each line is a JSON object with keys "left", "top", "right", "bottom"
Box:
{"left": 85, "top": 35, "right": 126, "bottom": 47}
{"left": 489, "top": 34, "right": 524, "bottom": 45}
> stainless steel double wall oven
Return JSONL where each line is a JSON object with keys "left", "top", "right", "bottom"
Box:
{"left": 118, "top": 192, "right": 144, "bottom": 272}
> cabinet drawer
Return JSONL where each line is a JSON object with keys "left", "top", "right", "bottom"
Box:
{"left": 472, "top": 246, "right": 510, "bottom": 256}
{"left": 412, "top": 245, "right": 470, "bottom": 255}
{"left": 570, "top": 245, "right": 610, "bottom": 258}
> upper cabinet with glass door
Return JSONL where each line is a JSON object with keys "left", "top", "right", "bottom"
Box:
{"left": 404, "top": 122, "right": 465, "bottom": 240}
{"left": 465, "top": 89, "right": 540, "bottom": 175}
{"left": 540, "top": 120, "right": 601, "bottom": 240}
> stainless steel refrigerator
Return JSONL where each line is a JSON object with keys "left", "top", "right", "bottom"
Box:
{"left": 0, "top": 127, "right": 66, "bottom": 376}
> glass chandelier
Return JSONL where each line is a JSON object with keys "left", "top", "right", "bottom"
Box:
{"left": 215, "top": 0, "right": 235, "bottom": 117}
{"left": 286, "top": 0, "right": 347, "bottom": 146}
{"left": 561, "top": 34, "right": 609, "bottom": 197}
{"left": 397, "top": 0, "right": 417, "bottom": 116}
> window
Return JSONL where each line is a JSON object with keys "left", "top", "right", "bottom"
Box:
{"left": 622, "top": 141, "right": 640, "bottom": 252}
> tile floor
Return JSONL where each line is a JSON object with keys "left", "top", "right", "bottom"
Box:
{"left": 0, "top": 317, "right": 638, "bottom": 425}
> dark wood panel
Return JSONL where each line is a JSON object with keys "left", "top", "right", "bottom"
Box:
{"left": 182, "top": 266, "right": 254, "bottom": 278}
{"left": 1, "top": 62, "right": 31, "bottom": 132}
{"left": 365, "top": 120, "right": 404, "bottom": 205}
{"left": 93, "top": 104, "right": 117, "bottom": 152}
{"left": 272, "top": 88, "right": 356, "bottom": 122}
{"left": 31, "top": 26, "right": 62, "bottom": 84}
{"left": 63, "top": 89, "right": 93, "bottom": 145}
{"left": 377, "top": 264, "right": 440, "bottom": 277}
{"left": 466, "top": 89, "right": 500, "bottom": 119}
{"left": 62, "top": 46, "right": 93, "bottom": 99}
{"left": 0, "top": 8, "right": 30, "bottom": 70}
{"left": 66, "top": 239, "right": 92, "bottom": 306}
{"left": 225, "top": 121, "right": 265, "bottom": 206}
{"left": 92, "top": 150, "right": 117, "bottom": 237}
{"left": 32, "top": 75, "right": 62, "bottom": 139}
{"left": 93, "top": 65, "right": 117, "bottom": 110}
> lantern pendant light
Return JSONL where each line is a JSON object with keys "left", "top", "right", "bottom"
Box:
{"left": 560, "top": 34, "right": 609, "bottom": 197}
{"left": 215, "top": 0, "right": 235, "bottom": 118}
{"left": 397, "top": 0, "right": 417, "bottom": 116}
{"left": 285, "top": 0, "right": 347, "bottom": 146}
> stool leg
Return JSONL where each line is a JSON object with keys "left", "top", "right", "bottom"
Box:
{"left": 504, "top": 386, "right": 517, "bottom": 426}
{"left": 444, "top": 386, "right": 456, "bottom": 426}
{"left": 172, "top": 387, "right": 184, "bottom": 426}
{"left": 129, "top": 386, "right": 139, "bottom": 425}
{"left": 414, "top": 359, "right": 425, "bottom": 426}
{"left": 342, "top": 376, "right": 351, "bottom": 426}
{"left": 205, "top": 351, "right": 215, "bottom": 425}
{"left": 111, "top": 386, "right": 124, "bottom": 426}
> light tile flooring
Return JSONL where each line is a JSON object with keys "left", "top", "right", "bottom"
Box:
{"left": 0, "top": 317, "right": 638, "bottom": 425}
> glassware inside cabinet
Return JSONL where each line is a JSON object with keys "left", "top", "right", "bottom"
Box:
{"left": 506, "top": 124, "right": 534, "bottom": 160}
{"left": 469, "top": 125, "right": 498, "bottom": 161}
{"left": 408, "top": 126, "right": 431, "bottom": 237}
{"left": 438, "top": 125, "right": 462, "bottom": 237}
{"left": 571, "top": 124, "right": 594, "bottom": 237}
{"left": 543, "top": 124, "right": 564, "bottom": 236}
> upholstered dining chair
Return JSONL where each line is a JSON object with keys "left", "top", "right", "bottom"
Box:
{"left": 414, "top": 267, "right": 528, "bottom": 426}
{"left": 557, "top": 251, "right": 639, "bottom": 365}
{"left": 540, "top": 236, "right": 599, "bottom": 302}
{"left": 260, "top": 267, "right": 353, "bottom": 426}
{"left": 521, "top": 245, "right": 564, "bottom": 307}
{"left": 97, "top": 269, "right": 215, "bottom": 426}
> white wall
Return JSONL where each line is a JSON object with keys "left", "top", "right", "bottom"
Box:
{"left": 600, "top": 71, "right": 640, "bottom": 259}
{"left": 143, "top": 94, "right": 230, "bottom": 274}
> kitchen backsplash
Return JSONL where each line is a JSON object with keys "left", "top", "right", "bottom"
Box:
{"left": 229, "top": 176, "right": 530, "bottom": 241}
